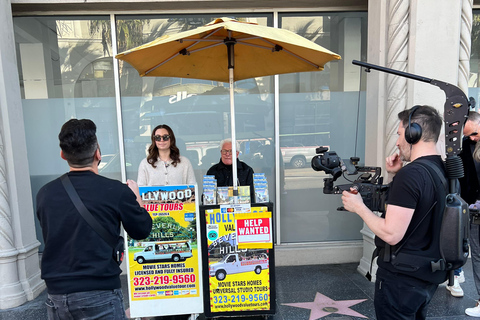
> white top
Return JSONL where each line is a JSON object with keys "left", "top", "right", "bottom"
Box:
{"left": 137, "top": 155, "right": 196, "bottom": 186}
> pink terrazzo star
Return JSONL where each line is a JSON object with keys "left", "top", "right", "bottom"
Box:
{"left": 282, "top": 292, "right": 368, "bottom": 319}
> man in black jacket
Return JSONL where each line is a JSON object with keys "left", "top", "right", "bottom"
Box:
{"left": 37, "top": 119, "right": 152, "bottom": 320}
{"left": 460, "top": 111, "right": 480, "bottom": 317}
{"left": 460, "top": 112, "right": 480, "bottom": 204}
{"left": 207, "top": 138, "right": 255, "bottom": 202}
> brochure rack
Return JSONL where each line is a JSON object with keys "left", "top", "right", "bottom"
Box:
{"left": 199, "top": 202, "right": 275, "bottom": 318}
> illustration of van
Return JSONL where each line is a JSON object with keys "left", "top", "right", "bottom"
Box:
{"left": 134, "top": 240, "right": 193, "bottom": 264}
{"left": 209, "top": 253, "right": 269, "bottom": 281}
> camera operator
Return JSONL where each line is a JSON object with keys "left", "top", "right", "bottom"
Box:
{"left": 341, "top": 105, "right": 445, "bottom": 320}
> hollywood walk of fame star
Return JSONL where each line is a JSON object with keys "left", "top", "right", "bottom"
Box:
{"left": 282, "top": 292, "right": 367, "bottom": 319}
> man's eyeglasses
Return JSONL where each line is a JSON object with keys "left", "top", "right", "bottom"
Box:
{"left": 154, "top": 134, "right": 170, "bottom": 141}
{"left": 221, "top": 149, "right": 233, "bottom": 155}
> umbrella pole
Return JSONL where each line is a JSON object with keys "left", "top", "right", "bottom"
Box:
{"left": 229, "top": 67, "right": 238, "bottom": 194}
{"left": 226, "top": 38, "right": 239, "bottom": 202}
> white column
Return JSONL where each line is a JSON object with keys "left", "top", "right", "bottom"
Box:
{"left": 0, "top": 0, "right": 45, "bottom": 309}
{"left": 357, "top": 0, "right": 389, "bottom": 280}
{"left": 408, "top": 0, "right": 463, "bottom": 157}
{"left": 458, "top": 0, "right": 473, "bottom": 95}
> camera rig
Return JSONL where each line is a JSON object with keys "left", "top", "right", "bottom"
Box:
{"left": 312, "top": 60, "right": 471, "bottom": 213}
{"left": 312, "top": 147, "right": 388, "bottom": 213}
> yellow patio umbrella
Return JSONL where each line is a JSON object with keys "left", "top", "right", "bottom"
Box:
{"left": 116, "top": 17, "right": 341, "bottom": 192}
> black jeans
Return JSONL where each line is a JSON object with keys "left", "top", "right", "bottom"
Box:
{"left": 374, "top": 268, "right": 438, "bottom": 320}
{"left": 45, "top": 289, "right": 127, "bottom": 320}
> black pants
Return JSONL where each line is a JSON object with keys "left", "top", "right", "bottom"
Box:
{"left": 374, "top": 268, "right": 438, "bottom": 320}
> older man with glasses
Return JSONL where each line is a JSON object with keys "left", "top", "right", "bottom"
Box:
{"left": 206, "top": 138, "right": 255, "bottom": 202}
{"left": 464, "top": 114, "right": 480, "bottom": 142}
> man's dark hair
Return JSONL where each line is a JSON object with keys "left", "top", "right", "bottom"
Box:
{"left": 59, "top": 119, "right": 98, "bottom": 167}
{"left": 398, "top": 105, "right": 443, "bottom": 143}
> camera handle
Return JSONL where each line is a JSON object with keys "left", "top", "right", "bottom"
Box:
{"left": 323, "top": 178, "right": 334, "bottom": 194}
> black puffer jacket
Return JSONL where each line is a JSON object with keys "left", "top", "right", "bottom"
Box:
{"left": 207, "top": 159, "right": 255, "bottom": 202}
{"left": 459, "top": 138, "right": 480, "bottom": 205}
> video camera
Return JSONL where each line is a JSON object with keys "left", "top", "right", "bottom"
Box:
{"left": 311, "top": 146, "right": 388, "bottom": 213}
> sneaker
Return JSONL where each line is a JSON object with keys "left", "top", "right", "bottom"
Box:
{"left": 446, "top": 277, "right": 464, "bottom": 297}
{"left": 441, "top": 271, "right": 466, "bottom": 286}
{"left": 466, "top": 301, "right": 480, "bottom": 317}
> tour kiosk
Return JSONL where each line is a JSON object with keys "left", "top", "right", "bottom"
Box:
{"left": 199, "top": 180, "right": 275, "bottom": 318}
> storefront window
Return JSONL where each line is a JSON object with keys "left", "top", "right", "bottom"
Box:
{"left": 15, "top": 11, "right": 368, "bottom": 249}
{"left": 14, "top": 16, "right": 119, "bottom": 250}
{"left": 116, "top": 14, "right": 275, "bottom": 205}
{"left": 278, "top": 13, "right": 368, "bottom": 242}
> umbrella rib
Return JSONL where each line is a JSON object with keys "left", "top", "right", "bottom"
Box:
{"left": 181, "top": 39, "right": 224, "bottom": 43}
{"left": 236, "top": 41, "right": 276, "bottom": 51}
{"left": 236, "top": 41, "right": 321, "bottom": 69}
{"left": 260, "top": 37, "right": 322, "bottom": 68}
{"left": 240, "top": 36, "right": 322, "bottom": 69}
{"left": 187, "top": 42, "right": 225, "bottom": 54}
{"left": 145, "top": 53, "right": 180, "bottom": 75}
{"left": 145, "top": 27, "right": 224, "bottom": 75}
{"left": 279, "top": 48, "right": 321, "bottom": 68}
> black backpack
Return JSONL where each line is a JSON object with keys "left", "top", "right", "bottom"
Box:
{"left": 373, "top": 159, "right": 469, "bottom": 284}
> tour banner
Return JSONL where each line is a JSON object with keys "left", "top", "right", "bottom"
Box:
{"left": 200, "top": 203, "right": 276, "bottom": 317}
{"left": 127, "top": 185, "right": 203, "bottom": 318}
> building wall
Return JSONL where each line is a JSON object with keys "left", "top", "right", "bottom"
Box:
{"left": 11, "top": 9, "right": 370, "bottom": 259}
{"left": 0, "top": 0, "right": 474, "bottom": 308}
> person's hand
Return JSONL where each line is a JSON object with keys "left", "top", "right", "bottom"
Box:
{"left": 341, "top": 188, "right": 366, "bottom": 214}
{"left": 126, "top": 179, "right": 139, "bottom": 192}
{"left": 127, "top": 179, "right": 143, "bottom": 206}
{"left": 385, "top": 153, "right": 403, "bottom": 174}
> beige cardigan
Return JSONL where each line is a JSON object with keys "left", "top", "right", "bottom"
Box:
{"left": 137, "top": 156, "right": 196, "bottom": 186}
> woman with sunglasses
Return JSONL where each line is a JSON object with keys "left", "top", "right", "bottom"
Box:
{"left": 137, "top": 124, "right": 196, "bottom": 186}
{"left": 129, "top": 125, "right": 195, "bottom": 319}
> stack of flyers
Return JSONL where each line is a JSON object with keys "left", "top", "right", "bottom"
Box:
{"left": 203, "top": 188, "right": 216, "bottom": 205}
{"left": 237, "top": 186, "right": 251, "bottom": 204}
{"left": 216, "top": 186, "right": 251, "bottom": 204}
{"left": 253, "top": 173, "right": 269, "bottom": 203}
{"left": 217, "top": 187, "right": 231, "bottom": 204}
{"left": 203, "top": 175, "right": 217, "bottom": 187}
{"left": 203, "top": 175, "right": 217, "bottom": 205}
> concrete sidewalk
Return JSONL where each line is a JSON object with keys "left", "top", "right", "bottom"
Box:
{"left": 0, "top": 261, "right": 477, "bottom": 319}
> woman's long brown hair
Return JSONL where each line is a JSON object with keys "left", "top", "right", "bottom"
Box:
{"left": 147, "top": 124, "right": 181, "bottom": 168}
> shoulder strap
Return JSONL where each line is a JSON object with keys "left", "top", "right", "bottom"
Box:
{"left": 389, "top": 160, "right": 446, "bottom": 256}
{"left": 60, "top": 174, "right": 117, "bottom": 248}
{"left": 414, "top": 158, "right": 448, "bottom": 193}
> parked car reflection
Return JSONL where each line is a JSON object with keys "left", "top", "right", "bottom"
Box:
{"left": 281, "top": 144, "right": 317, "bottom": 168}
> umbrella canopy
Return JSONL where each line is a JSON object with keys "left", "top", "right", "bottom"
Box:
{"left": 115, "top": 17, "right": 341, "bottom": 82}
{"left": 116, "top": 17, "right": 340, "bottom": 194}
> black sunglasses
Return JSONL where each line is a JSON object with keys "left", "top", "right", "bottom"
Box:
{"left": 154, "top": 134, "right": 170, "bottom": 141}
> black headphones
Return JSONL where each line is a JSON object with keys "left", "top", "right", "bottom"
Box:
{"left": 405, "top": 105, "right": 422, "bottom": 145}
